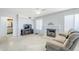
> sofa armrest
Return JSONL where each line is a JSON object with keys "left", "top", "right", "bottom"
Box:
{"left": 59, "top": 32, "right": 68, "bottom": 37}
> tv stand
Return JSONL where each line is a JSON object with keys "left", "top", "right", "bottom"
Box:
{"left": 21, "top": 29, "right": 33, "bottom": 35}
{"left": 21, "top": 24, "right": 33, "bottom": 35}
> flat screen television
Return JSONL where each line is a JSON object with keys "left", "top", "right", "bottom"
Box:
{"left": 24, "top": 24, "right": 30, "bottom": 29}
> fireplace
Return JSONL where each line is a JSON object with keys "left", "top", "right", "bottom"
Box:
{"left": 47, "top": 29, "right": 56, "bottom": 37}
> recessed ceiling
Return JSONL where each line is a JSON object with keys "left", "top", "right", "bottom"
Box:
{"left": 0, "top": 8, "right": 71, "bottom": 18}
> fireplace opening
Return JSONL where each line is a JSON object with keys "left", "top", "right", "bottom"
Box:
{"left": 47, "top": 29, "right": 56, "bottom": 37}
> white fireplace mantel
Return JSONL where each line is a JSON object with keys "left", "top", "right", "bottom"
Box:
{"left": 43, "top": 25, "right": 64, "bottom": 36}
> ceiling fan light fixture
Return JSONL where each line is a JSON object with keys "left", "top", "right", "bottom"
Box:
{"left": 34, "top": 8, "right": 46, "bottom": 14}
{"left": 34, "top": 8, "right": 42, "bottom": 14}
{"left": 36, "top": 11, "right": 41, "bottom": 14}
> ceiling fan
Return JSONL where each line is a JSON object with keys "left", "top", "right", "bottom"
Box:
{"left": 27, "top": 8, "right": 46, "bottom": 19}
{"left": 34, "top": 8, "right": 46, "bottom": 14}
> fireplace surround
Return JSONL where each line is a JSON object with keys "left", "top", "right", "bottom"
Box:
{"left": 47, "top": 29, "right": 56, "bottom": 37}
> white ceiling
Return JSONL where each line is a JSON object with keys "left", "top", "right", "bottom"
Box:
{"left": 0, "top": 8, "right": 71, "bottom": 18}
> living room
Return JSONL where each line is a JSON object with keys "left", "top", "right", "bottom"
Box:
{"left": 0, "top": 8, "right": 79, "bottom": 51}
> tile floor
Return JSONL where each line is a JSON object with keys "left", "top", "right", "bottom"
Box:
{"left": 0, "top": 34, "right": 46, "bottom": 51}
{"left": 0, "top": 34, "right": 79, "bottom": 51}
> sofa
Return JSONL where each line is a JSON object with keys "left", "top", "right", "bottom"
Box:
{"left": 46, "top": 30, "right": 79, "bottom": 51}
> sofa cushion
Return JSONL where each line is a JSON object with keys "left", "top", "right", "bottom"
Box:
{"left": 66, "top": 29, "right": 79, "bottom": 39}
{"left": 47, "top": 39, "right": 64, "bottom": 48}
{"left": 65, "top": 33, "right": 79, "bottom": 49}
{"left": 55, "top": 35, "right": 66, "bottom": 43}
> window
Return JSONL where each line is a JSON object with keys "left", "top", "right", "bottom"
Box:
{"left": 75, "top": 14, "right": 79, "bottom": 31}
{"left": 64, "top": 15, "right": 74, "bottom": 32}
{"left": 36, "top": 19, "right": 43, "bottom": 30}
{"left": 64, "top": 14, "right": 79, "bottom": 32}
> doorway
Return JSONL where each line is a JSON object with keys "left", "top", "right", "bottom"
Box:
{"left": 7, "top": 17, "right": 13, "bottom": 35}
